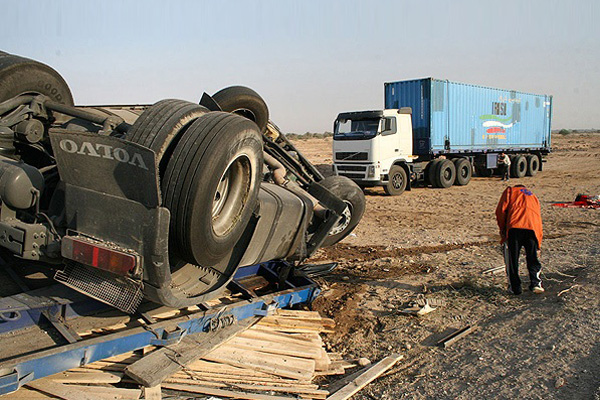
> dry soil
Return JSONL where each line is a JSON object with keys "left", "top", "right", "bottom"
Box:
{"left": 292, "top": 133, "right": 600, "bottom": 400}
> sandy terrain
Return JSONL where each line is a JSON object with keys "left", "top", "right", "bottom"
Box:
{"left": 292, "top": 133, "right": 600, "bottom": 400}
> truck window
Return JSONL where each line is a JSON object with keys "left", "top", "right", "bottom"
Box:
{"left": 334, "top": 118, "right": 380, "bottom": 140}
{"left": 381, "top": 117, "right": 396, "bottom": 136}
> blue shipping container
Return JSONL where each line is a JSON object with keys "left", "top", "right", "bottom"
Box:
{"left": 384, "top": 78, "right": 552, "bottom": 156}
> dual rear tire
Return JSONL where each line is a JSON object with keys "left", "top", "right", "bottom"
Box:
{"left": 127, "top": 102, "right": 264, "bottom": 301}
{"left": 428, "top": 159, "right": 456, "bottom": 188}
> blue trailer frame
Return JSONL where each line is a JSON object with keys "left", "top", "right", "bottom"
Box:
{"left": 0, "top": 261, "right": 321, "bottom": 395}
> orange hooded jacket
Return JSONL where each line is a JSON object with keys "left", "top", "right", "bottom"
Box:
{"left": 495, "top": 186, "right": 543, "bottom": 248}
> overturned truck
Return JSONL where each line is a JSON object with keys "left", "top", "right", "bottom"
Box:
{"left": 0, "top": 51, "right": 365, "bottom": 312}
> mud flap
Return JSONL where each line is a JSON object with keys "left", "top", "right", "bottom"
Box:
{"left": 49, "top": 131, "right": 160, "bottom": 208}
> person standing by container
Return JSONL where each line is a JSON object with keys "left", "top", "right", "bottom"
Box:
{"left": 495, "top": 185, "right": 544, "bottom": 295}
{"left": 498, "top": 153, "right": 511, "bottom": 181}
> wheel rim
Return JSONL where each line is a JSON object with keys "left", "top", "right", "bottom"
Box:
{"left": 329, "top": 201, "right": 352, "bottom": 236}
{"left": 392, "top": 172, "right": 404, "bottom": 189}
{"left": 460, "top": 165, "right": 469, "bottom": 178}
{"left": 443, "top": 167, "right": 452, "bottom": 181}
{"left": 211, "top": 154, "right": 253, "bottom": 237}
{"left": 232, "top": 108, "right": 257, "bottom": 124}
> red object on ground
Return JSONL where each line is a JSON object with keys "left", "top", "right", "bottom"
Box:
{"left": 552, "top": 194, "right": 600, "bottom": 209}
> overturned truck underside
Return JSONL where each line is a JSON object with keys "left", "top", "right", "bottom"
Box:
{"left": 0, "top": 51, "right": 366, "bottom": 312}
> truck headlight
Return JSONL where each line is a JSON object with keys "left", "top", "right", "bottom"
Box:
{"left": 367, "top": 165, "right": 375, "bottom": 178}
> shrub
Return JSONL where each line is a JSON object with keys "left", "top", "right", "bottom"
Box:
{"left": 558, "top": 129, "right": 571, "bottom": 135}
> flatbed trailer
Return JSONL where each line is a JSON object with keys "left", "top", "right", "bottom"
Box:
{"left": 0, "top": 260, "right": 321, "bottom": 395}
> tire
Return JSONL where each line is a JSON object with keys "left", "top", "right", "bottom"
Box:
{"left": 126, "top": 99, "right": 207, "bottom": 168}
{"left": 162, "top": 112, "right": 263, "bottom": 267}
{"left": 526, "top": 155, "right": 539, "bottom": 176}
{"left": 510, "top": 155, "right": 527, "bottom": 178}
{"left": 384, "top": 165, "right": 408, "bottom": 195}
{"left": 453, "top": 158, "right": 472, "bottom": 186}
{"left": 319, "top": 176, "right": 366, "bottom": 247}
{"left": 0, "top": 52, "right": 73, "bottom": 105}
{"left": 475, "top": 165, "right": 493, "bottom": 177}
{"left": 212, "top": 86, "right": 269, "bottom": 133}
{"left": 426, "top": 159, "right": 442, "bottom": 187}
{"left": 434, "top": 159, "right": 456, "bottom": 188}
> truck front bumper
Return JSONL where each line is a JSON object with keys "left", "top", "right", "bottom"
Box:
{"left": 334, "top": 163, "right": 385, "bottom": 186}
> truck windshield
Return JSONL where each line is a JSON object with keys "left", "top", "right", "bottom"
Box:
{"left": 334, "top": 118, "right": 380, "bottom": 140}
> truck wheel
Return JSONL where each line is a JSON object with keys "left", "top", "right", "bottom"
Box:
{"left": 475, "top": 165, "right": 493, "bottom": 177}
{"left": 453, "top": 158, "right": 472, "bottom": 186}
{"left": 510, "top": 155, "right": 527, "bottom": 178}
{"left": 435, "top": 159, "right": 455, "bottom": 188}
{"left": 212, "top": 86, "right": 269, "bottom": 133}
{"left": 384, "top": 165, "right": 408, "bottom": 195}
{"left": 162, "top": 112, "right": 263, "bottom": 267}
{"left": 319, "top": 176, "right": 366, "bottom": 247}
{"left": 425, "top": 159, "right": 441, "bottom": 187}
{"left": 126, "top": 99, "right": 207, "bottom": 168}
{"left": 526, "top": 155, "right": 539, "bottom": 176}
{"left": 0, "top": 52, "right": 73, "bottom": 105}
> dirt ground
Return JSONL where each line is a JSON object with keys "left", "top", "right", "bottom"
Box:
{"left": 292, "top": 133, "right": 600, "bottom": 400}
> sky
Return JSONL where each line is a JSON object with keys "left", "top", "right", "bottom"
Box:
{"left": 1, "top": 0, "right": 598, "bottom": 133}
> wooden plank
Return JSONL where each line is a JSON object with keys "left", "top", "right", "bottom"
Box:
{"left": 258, "top": 317, "right": 331, "bottom": 331}
{"left": 169, "top": 372, "right": 319, "bottom": 388}
{"left": 184, "top": 360, "right": 284, "bottom": 377}
{"left": 26, "top": 380, "right": 113, "bottom": 400}
{"left": 162, "top": 377, "right": 328, "bottom": 397}
{"left": 203, "top": 345, "right": 315, "bottom": 380}
{"left": 143, "top": 385, "right": 161, "bottom": 400}
{"left": 125, "top": 317, "right": 259, "bottom": 387}
{"left": 327, "top": 354, "right": 402, "bottom": 400}
{"left": 314, "top": 348, "right": 332, "bottom": 371}
{"left": 49, "top": 370, "right": 123, "bottom": 384}
{"left": 64, "top": 385, "right": 141, "bottom": 400}
{"left": 227, "top": 336, "right": 321, "bottom": 359}
{"left": 161, "top": 383, "right": 301, "bottom": 400}
{"left": 325, "top": 365, "right": 372, "bottom": 394}
{"left": 436, "top": 325, "right": 476, "bottom": 348}
{"left": 0, "top": 387, "right": 59, "bottom": 399}
{"left": 273, "top": 310, "right": 322, "bottom": 319}
{"left": 240, "top": 329, "right": 322, "bottom": 347}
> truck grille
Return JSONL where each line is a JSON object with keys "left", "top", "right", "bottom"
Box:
{"left": 338, "top": 172, "right": 365, "bottom": 179}
{"left": 338, "top": 165, "right": 367, "bottom": 172}
{"left": 335, "top": 152, "right": 368, "bottom": 161}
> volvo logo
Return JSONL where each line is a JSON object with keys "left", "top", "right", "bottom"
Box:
{"left": 59, "top": 139, "right": 149, "bottom": 170}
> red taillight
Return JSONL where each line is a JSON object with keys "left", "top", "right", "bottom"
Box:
{"left": 61, "top": 236, "right": 138, "bottom": 276}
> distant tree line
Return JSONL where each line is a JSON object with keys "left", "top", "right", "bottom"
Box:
{"left": 553, "top": 129, "right": 599, "bottom": 135}
{"left": 285, "top": 132, "right": 334, "bottom": 140}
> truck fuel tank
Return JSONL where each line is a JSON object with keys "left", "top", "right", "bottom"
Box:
{"left": 0, "top": 158, "right": 44, "bottom": 210}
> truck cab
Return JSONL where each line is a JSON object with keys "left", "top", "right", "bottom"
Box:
{"left": 333, "top": 108, "right": 414, "bottom": 194}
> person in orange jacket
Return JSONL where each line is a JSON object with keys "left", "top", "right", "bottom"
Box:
{"left": 495, "top": 185, "right": 544, "bottom": 294}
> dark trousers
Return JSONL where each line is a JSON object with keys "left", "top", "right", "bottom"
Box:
{"left": 500, "top": 164, "right": 510, "bottom": 180}
{"left": 504, "top": 228, "right": 542, "bottom": 294}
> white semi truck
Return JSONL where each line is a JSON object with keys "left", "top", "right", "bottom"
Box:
{"left": 332, "top": 78, "right": 552, "bottom": 195}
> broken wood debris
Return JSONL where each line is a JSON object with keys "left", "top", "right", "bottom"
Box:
{"left": 13, "top": 309, "right": 372, "bottom": 400}
{"left": 326, "top": 354, "right": 403, "bottom": 400}
{"left": 436, "top": 325, "right": 476, "bottom": 348}
{"left": 481, "top": 265, "right": 505, "bottom": 274}
{"left": 401, "top": 294, "right": 445, "bottom": 316}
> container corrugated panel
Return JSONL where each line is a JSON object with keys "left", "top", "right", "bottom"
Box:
{"left": 385, "top": 79, "right": 552, "bottom": 155}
